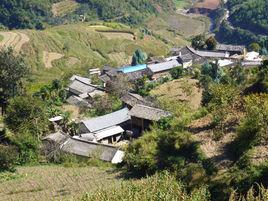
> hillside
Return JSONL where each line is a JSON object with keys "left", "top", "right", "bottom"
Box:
{"left": 227, "top": 0, "right": 268, "bottom": 35}
{"left": 0, "top": 11, "right": 209, "bottom": 91}
{"left": 215, "top": 0, "right": 268, "bottom": 46}
{"left": 0, "top": 0, "right": 176, "bottom": 29}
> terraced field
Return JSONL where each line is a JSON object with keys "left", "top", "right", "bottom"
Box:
{"left": 0, "top": 32, "right": 29, "bottom": 52}
{"left": 52, "top": 0, "right": 79, "bottom": 17}
{"left": 0, "top": 18, "right": 208, "bottom": 91}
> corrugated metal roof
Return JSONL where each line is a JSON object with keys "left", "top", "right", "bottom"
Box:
{"left": 120, "top": 64, "right": 147, "bottom": 73}
{"left": 94, "top": 126, "right": 124, "bottom": 141}
{"left": 148, "top": 60, "right": 181, "bottom": 73}
{"left": 128, "top": 104, "right": 171, "bottom": 121}
{"left": 81, "top": 108, "right": 131, "bottom": 132}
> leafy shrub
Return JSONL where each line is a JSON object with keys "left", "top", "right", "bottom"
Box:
{"left": 0, "top": 144, "right": 17, "bottom": 172}
{"left": 81, "top": 172, "right": 210, "bottom": 201}
{"left": 233, "top": 94, "right": 268, "bottom": 158}
{"left": 170, "top": 66, "right": 183, "bottom": 79}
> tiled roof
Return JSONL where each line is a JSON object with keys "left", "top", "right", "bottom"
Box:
{"left": 128, "top": 104, "right": 171, "bottom": 121}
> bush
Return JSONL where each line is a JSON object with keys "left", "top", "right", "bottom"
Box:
{"left": 232, "top": 94, "right": 268, "bottom": 158}
{"left": 81, "top": 172, "right": 210, "bottom": 201}
{"left": 170, "top": 66, "right": 183, "bottom": 79}
{"left": 0, "top": 144, "right": 17, "bottom": 172}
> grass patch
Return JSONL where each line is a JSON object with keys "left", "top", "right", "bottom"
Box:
{"left": 0, "top": 165, "right": 121, "bottom": 200}
{"left": 174, "top": 0, "right": 192, "bottom": 9}
{"left": 0, "top": 34, "right": 3, "bottom": 42}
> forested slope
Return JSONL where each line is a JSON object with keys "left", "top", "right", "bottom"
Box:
{"left": 0, "top": 0, "right": 175, "bottom": 29}
{"left": 227, "top": 0, "right": 268, "bottom": 35}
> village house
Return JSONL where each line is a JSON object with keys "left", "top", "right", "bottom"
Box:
{"left": 61, "top": 137, "right": 124, "bottom": 163}
{"left": 128, "top": 104, "right": 171, "bottom": 133}
{"left": 68, "top": 75, "right": 105, "bottom": 99}
{"left": 215, "top": 44, "right": 246, "bottom": 56}
{"left": 42, "top": 132, "right": 124, "bottom": 164}
{"left": 147, "top": 60, "right": 181, "bottom": 80}
{"left": 120, "top": 92, "right": 151, "bottom": 109}
{"left": 78, "top": 108, "right": 131, "bottom": 144}
{"left": 66, "top": 95, "right": 91, "bottom": 108}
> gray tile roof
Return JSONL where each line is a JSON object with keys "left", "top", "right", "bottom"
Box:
{"left": 99, "top": 74, "right": 111, "bottom": 83}
{"left": 147, "top": 60, "right": 181, "bottom": 73}
{"left": 128, "top": 104, "right": 171, "bottom": 121}
{"left": 43, "top": 131, "right": 69, "bottom": 144}
{"left": 61, "top": 138, "right": 120, "bottom": 162}
{"left": 70, "top": 75, "right": 91, "bottom": 85}
{"left": 81, "top": 108, "right": 131, "bottom": 132}
{"left": 121, "top": 92, "right": 151, "bottom": 107}
{"left": 187, "top": 46, "right": 229, "bottom": 58}
{"left": 216, "top": 44, "right": 245, "bottom": 53}
{"left": 66, "top": 95, "right": 91, "bottom": 108}
{"left": 68, "top": 80, "right": 97, "bottom": 95}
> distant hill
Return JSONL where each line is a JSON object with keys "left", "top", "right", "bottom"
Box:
{"left": 0, "top": 0, "right": 176, "bottom": 29}
{"left": 227, "top": 0, "right": 268, "bottom": 35}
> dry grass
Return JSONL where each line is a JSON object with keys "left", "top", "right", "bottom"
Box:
{"left": 150, "top": 78, "right": 203, "bottom": 110}
{"left": 43, "top": 51, "right": 64, "bottom": 68}
{"left": 0, "top": 165, "right": 121, "bottom": 201}
{"left": 98, "top": 31, "right": 135, "bottom": 41}
{"left": 0, "top": 32, "right": 30, "bottom": 52}
{"left": 52, "top": 0, "right": 79, "bottom": 17}
{"left": 145, "top": 13, "right": 209, "bottom": 44}
{"left": 108, "top": 52, "right": 132, "bottom": 66}
{"left": 194, "top": 0, "right": 220, "bottom": 10}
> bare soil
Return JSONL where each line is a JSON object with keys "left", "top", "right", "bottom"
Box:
{"left": 43, "top": 51, "right": 64, "bottom": 68}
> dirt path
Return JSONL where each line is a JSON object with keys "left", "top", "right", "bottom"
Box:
{"left": 43, "top": 51, "right": 64, "bottom": 68}
{"left": 0, "top": 32, "right": 29, "bottom": 52}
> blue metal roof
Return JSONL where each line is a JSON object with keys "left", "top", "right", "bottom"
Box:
{"left": 119, "top": 64, "right": 147, "bottom": 73}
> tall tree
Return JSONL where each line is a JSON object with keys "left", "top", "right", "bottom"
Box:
{"left": 131, "top": 49, "right": 148, "bottom": 66}
{"left": 0, "top": 48, "right": 29, "bottom": 114}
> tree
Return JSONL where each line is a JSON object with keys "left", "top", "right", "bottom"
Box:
{"left": 249, "top": 43, "right": 261, "bottom": 52}
{"left": 0, "top": 48, "right": 29, "bottom": 114}
{"left": 170, "top": 66, "right": 183, "bottom": 79}
{"left": 4, "top": 96, "right": 49, "bottom": 138}
{"left": 229, "top": 64, "right": 246, "bottom": 85}
{"left": 206, "top": 36, "right": 217, "bottom": 50}
{"left": 106, "top": 74, "right": 133, "bottom": 97}
{"left": 191, "top": 35, "right": 207, "bottom": 50}
{"left": 131, "top": 49, "right": 148, "bottom": 66}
